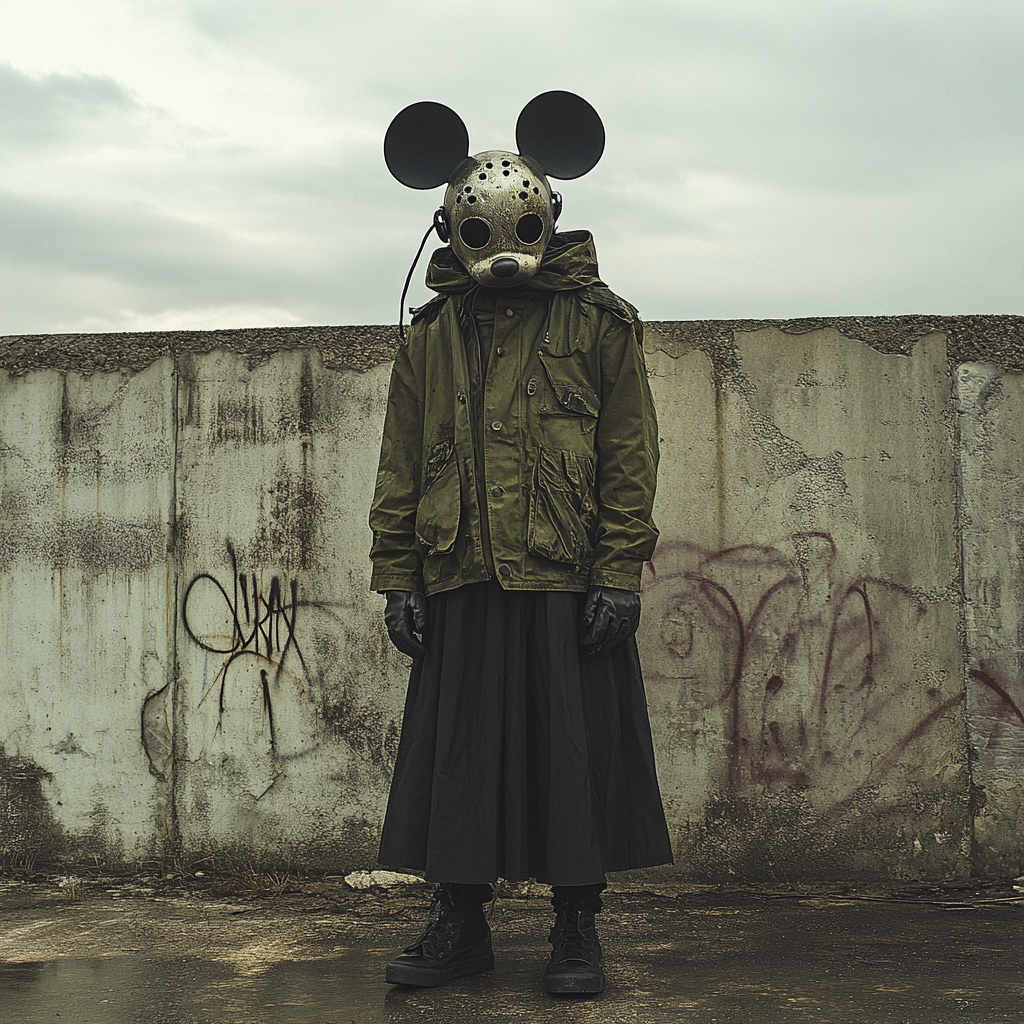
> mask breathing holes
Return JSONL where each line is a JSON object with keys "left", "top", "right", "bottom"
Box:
{"left": 502, "top": 160, "right": 510, "bottom": 166}
{"left": 478, "top": 173, "right": 486, "bottom": 180}
{"left": 515, "top": 213, "right": 543, "bottom": 244}
{"left": 485, "top": 162, "right": 493, "bottom": 168}
{"left": 533, "top": 187, "right": 539, "bottom": 194}
{"left": 467, "top": 195, "right": 477, "bottom": 204}
{"left": 459, "top": 217, "right": 491, "bottom": 249}
{"left": 518, "top": 191, "right": 528, "bottom": 200}
{"left": 502, "top": 169, "right": 510, "bottom": 176}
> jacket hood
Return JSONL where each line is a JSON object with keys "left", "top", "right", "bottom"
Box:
{"left": 425, "top": 230, "right": 603, "bottom": 296}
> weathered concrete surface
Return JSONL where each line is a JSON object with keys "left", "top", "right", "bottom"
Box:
{"left": 1, "top": 317, "right": 1022, "bottom": 880}
{"left": 2, "top": 874, "right": 1021, "bottom": 1023}
{"left": 0, "top": 361, "right": 175, "bottom": 863}
{"left": 641, "top": 327, "right": 969, "bottom": 879}
{"left": 173, "top": 349, "right": 404, "bottom": 869}
{"left": 956, "top": 364, "right": 1024, "bottom": 876}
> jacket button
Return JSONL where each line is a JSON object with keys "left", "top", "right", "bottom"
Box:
{"left": 498, "top": 564, "right": 512, "bottom": 578}
{"left": 491, "top": 485, "right": 504, "bottom": 498}
{"left": 505, "top": 308, "right": 514, "bottom": 317}
{"left": 527, "top": 378, "right": 538, "bottom": 395}
{"left": 496, "top": 346, "right": 505, "bottom": 357}
{"left": 491, "top": 421, "right": 502, "bottom": 431}
{"left": 457, "top": 392, "right": 466, "bottom": 403}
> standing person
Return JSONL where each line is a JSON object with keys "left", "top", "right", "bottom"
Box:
{"left": 370, "top": 92, "right": 672, "bottom": 995}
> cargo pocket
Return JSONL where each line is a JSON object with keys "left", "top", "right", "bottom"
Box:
{"left": 527, "top": 446, "right": 597, "bottom": 569}
{"left": 415, "top": 448, "right": 461, "bottom": 555}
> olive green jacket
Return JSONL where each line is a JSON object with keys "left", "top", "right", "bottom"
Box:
{"left": 369, "top": 231, "right": 659, "bottom": 597}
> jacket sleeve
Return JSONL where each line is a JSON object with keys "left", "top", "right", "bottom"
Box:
{"left": 369, "top": 335, "right": 425, "bottom": 594}
{"left": 590, "top": 313, "right": 660, "bottom": 591}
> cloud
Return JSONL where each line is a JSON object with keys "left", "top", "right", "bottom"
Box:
{"left": 0, "top": 167, "right": 434, "bottom": 332}
{"left": 0, "top": 62, "right": 147, "bottom": 150}
{"left": 0, "top": 0, "right": 1020, "bottom": 334}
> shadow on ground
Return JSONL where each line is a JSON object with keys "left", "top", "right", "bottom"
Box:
{"left": 2, "top": 873, "right": 1021, "bottom": 1023}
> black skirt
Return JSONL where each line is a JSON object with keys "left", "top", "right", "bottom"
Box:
{"left": 377, "top": 581, "right": 673, "bottom": 885}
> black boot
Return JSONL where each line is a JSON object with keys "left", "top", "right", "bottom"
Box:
{"left": 385, "top": 883, "right": 494, "bottom": 987}
{"left": 543, "top": 885, "right": 605, "bottom": 994}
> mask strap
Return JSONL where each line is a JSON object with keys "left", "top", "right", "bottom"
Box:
{"left": 398, "top": 220, "right": 441, "bottom": 343}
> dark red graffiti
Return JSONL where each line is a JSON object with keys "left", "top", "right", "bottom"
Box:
{"left": 970, "top": 667, "right": 1024, "bottom": 726}
{"left": 968, "top": 663, "right": 1024, "bottom": 780}
{"left": 640, "top": 533, "right": 967, "bottom": 813}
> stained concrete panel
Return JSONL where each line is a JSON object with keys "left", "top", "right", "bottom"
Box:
{"left": 641, "top": 327, "right": 969, "bottom": 880}
{"left": 173, "top": 350, "right": 407, "bottom": 868}
{"left": 956, "top": 363, "right": 1024, "bottom": 875}
{"left": 1, "top": 317, "right": 1019, "bottom": 880}
{"left": 0, "top": 361, "right": 175, "bottom": 862}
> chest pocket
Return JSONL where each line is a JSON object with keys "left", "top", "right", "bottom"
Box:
{"left": 415, "top": 445, "right": 461, "bottom": 555}
{"left": 537, "top": 351, "right": 600, "bottom": 433}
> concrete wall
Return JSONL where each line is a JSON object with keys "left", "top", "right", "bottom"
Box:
{"left": 956, "top": 362, "right": 1024, "bottom": 877}
{"left": 2, "top": 316, "right": 1021, "bottom": 880}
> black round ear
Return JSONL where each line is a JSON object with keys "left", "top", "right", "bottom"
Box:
{"left": 384, "top": 102, "right": 470, "bottom": 190}
{"left": 515, "top": 91, "right": 605, "bottom": 180}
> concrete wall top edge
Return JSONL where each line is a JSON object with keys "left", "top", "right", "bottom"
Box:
{"left": 1, "top": 314, "right": 1021, "bottom": 378}
{"left": 0, "top": 324, "right": 400, "bottom": 378}
{"left": 645, "top": 314, "right": 1023, "bottom": 375}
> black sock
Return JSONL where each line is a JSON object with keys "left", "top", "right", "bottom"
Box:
{"left": 550, "top": 883, "right": 606, "bottom": 913}
{"left": 445, "top": 882, "right": 494, "bottom": 913}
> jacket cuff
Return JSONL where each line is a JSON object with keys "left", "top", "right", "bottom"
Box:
{"left": 370, "top": 571, "right": 424, "bottom": 595}
{"left": 588, "top": 566, "right": 643, "bottom": 592}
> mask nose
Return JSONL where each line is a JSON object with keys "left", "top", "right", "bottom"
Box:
{"left": 490, "top": 258, "right": 519, "bottom": 279}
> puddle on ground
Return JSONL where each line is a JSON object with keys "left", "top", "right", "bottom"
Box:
{"left": 1, "top": 950, "right": 387, "bottom": 1024}
{"left": 2, "top": 890, "right": 1020, "bottom": 1023}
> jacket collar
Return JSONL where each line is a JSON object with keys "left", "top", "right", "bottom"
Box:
{"left": 425, "top": 230, "right": 603, "bottom": 296}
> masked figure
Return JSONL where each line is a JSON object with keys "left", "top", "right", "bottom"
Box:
{"left": 370, "top": 92, "right": 672, "bottom": 994}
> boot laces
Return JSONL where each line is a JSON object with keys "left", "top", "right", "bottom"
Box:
{"left": 551, "top": 909, "right": 600, "bottom": 961}
{"left": 402, "top": 886, "right": 460, "bottom": 957}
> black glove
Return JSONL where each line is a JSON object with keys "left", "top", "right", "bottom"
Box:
{"left": 384, "top": 591, "right": 427, "bottom": 658}
{"left": 581, "top": 586, "right": 641, "bottom": 655}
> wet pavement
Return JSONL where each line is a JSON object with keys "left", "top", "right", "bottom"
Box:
{"left": 2, "top": 873, "right": 1021, "bottom": 1023}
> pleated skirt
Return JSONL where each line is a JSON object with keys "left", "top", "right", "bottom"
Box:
{"left": 377, "top": 581, "right": 673, "bottom": 886}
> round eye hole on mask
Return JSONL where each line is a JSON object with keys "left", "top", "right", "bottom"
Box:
{"left": 459, "top": 218, "right": 491, "bottom": 249}
{"left": 515, "top": 213, "right": 544, "bottom": 245}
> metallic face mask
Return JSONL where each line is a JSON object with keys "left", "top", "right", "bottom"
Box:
{"left": 445, "top": 151, "right": 557, "bottom": 288}
{"left": 384, "top": 91, "right": 604, "bottom": 294}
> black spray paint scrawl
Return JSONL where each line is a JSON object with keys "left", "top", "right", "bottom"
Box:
{"left": 369, "top": 92, "right": 672, "bottom": 994}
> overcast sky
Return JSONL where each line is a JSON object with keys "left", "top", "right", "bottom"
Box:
{"left": 1, "top": 0, "right": 1021, "bottom": 336}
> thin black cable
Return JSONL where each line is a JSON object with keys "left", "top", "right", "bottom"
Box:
{"left": 398, "top": 221, "right": 439, "bottom": 343}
